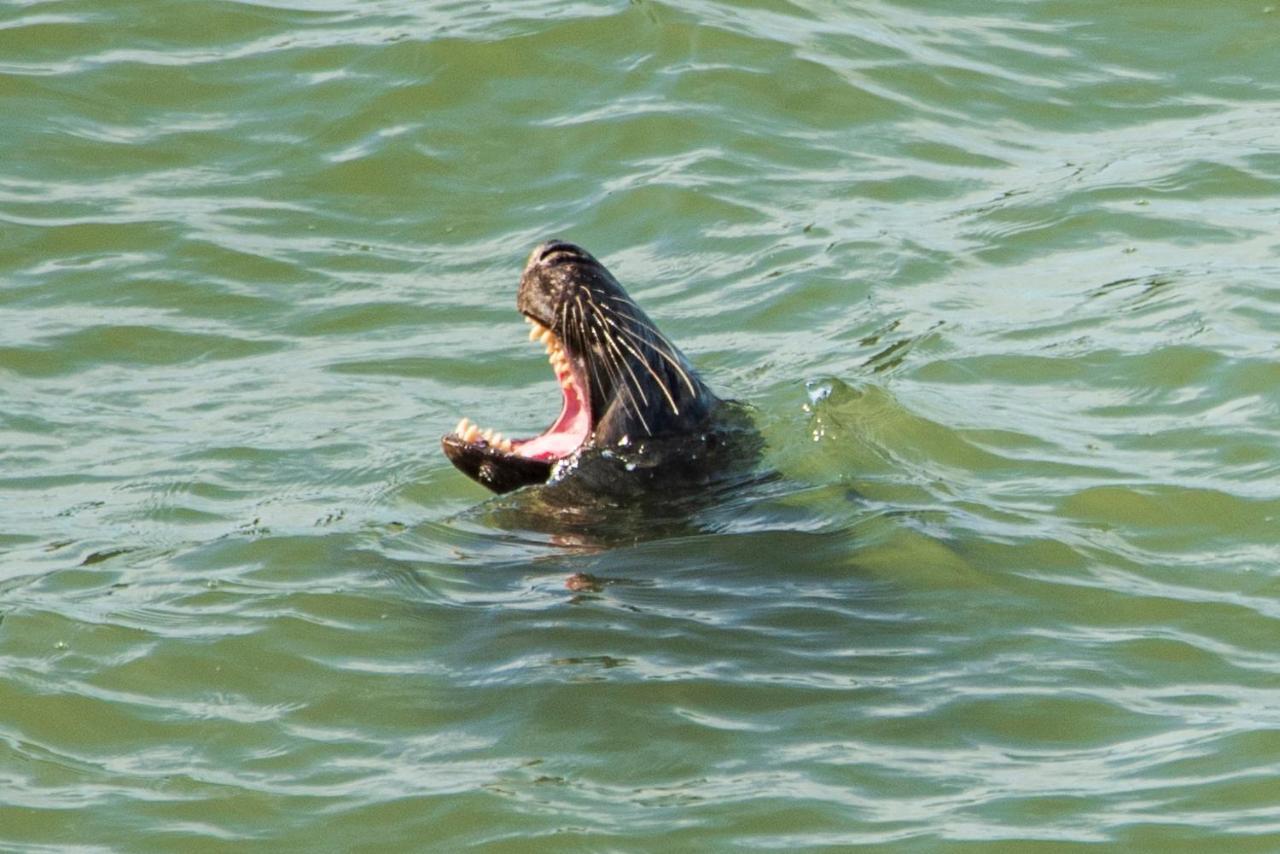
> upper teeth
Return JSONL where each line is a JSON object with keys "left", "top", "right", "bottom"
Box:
{"left": 527, "top": 317, "right": 573, "bottom": 387}
{"left": 451, "top": 319, "right": 576, "bottom": 452}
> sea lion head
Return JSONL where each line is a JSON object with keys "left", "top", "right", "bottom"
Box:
{"left": 441, "top": 240, "right": 719, "bottom": 494}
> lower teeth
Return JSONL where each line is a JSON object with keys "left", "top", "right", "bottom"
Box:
{"left": 453, "top": 321, "right": 567, "bottom": 454}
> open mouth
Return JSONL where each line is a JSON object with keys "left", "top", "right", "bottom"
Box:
{"left": 442, "top": 315, "right": 593, "bottom": 490}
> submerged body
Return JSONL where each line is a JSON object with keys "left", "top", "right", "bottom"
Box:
{"left": 442, "top": 241, "right": 747, "bottom": 495}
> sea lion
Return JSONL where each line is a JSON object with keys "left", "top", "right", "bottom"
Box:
{"left": 441, "top": 240, "right": 739, "bottom": 495}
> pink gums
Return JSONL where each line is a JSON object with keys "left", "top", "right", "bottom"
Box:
{"left": 512, "top": 364, "right": 591, "bottom": 461}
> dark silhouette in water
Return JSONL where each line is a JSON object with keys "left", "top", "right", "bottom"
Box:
{"left": 442, "top": 240, "right": 759, "bottom": 504}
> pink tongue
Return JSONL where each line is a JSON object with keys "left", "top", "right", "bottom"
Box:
{"left": 513, "top": 369, "right": 591, "bottom": 461}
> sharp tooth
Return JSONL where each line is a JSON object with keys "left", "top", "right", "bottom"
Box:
{"left": 491, "top": 432, "right": 504, "bottom": 445}
{"left": 501, "top": 439, "right": 514, "bottom": 452}
{"left": 538, "top": 330, "right": 554, "bottom": 345}
{"left": 464, "top": 425, "right": 480, "bottom": 442}
{"left": 455, "top": 417, "right": 469, "bottom": 435}
{"left": 529, "top": 326, "right": 542, "bottom": 341}
{"left": 482, "top": 428, "right": 494, "bottom": 442}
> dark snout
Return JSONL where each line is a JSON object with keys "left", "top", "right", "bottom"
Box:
{"left": 441, "top": 434, "right": 553, "bottom": 494}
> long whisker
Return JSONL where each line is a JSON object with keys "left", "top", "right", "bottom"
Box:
{"left": 557, "top": 293, "right": 572, "bottom": 346}
{"left": 570, "top": 294, "right": 587, "bottom": 347}
{"left": 581, "top": 296, "right": 653, "bottom": 434}
{"left": 599, "top": 295, "right": 682, "bottom": 342}
{"left": 570, "top": 297, "right": 607, "bottom": 414}
{"left": 588, "top": 300, "right": 681, "bottom": 416}
{"left": 585, "top": 299, "right": 657, "bottom": 432}
{"left": 606, "top": 356, "right": 651, "bottom": 435}
{"left": 600, "top": 341, "right": 649, "bottom": 426}
{"left": 587, "top": 301, "right": 652, "bottom": 409}
{"left": 569, "top": 294, "right": 590, "bottom": 369}
{"left": 598, "top": 312, "right": 700, "bottom": 399}
{"left": 599, "top": 296, "right": 698, "bottom": 355}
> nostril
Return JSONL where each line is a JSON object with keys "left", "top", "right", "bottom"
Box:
{"left": 525, "top": 241, "right": 593, "bottom": 276}
{"left": 539, "top": 240, "right": 569, "bottom": 263}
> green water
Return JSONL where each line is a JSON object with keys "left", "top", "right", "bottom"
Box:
{"left": 3, "top": 0, "right": 1279, "bottom": 849}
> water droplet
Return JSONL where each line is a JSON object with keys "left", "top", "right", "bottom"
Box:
{"left": 806, "top": 380, "right": 833, "bottom": 405}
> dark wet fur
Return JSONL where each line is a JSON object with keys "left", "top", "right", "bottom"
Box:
{"left": 517, "top": 240, "right": 720, "bottom": 446}
{"left": 479, "top": 409, "right": 768, "bottom": 550}
{"left": 442, "top": 240, "right": 757, "bottom": 497}
{"left": 541, "top": 400, "right": 761, "bottom": 501}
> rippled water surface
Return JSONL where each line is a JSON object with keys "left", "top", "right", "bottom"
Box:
{"left": 3, "top": 0, "right": 1279, "bottom": 849}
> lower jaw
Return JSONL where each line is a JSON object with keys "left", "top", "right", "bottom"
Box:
{"left": 440, "top": 434, "right": 556, "bottom": 494}
{"left": 443, "top": 319, "right": 592, "bottom": 492}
